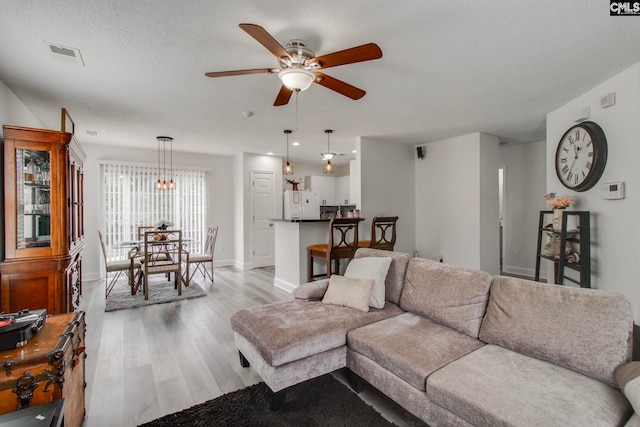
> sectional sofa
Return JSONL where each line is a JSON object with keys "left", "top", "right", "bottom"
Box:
{"left": 230, "top": 248, "right": 637, "bottom": 426}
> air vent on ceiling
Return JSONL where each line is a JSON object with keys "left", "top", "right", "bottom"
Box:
{"left": 85, "top": 130, "right": 99, "bottom": 136}
{"left": 45, "top": 42, "right": 84, "bottom": 66}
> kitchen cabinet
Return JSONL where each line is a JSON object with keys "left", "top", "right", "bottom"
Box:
{"left": 304, "top": 175, "right": 351, "bottom": 206}
{"left": 304, "top": 175, "right": 336, "bottom": 205}
{"left": 335, "top": 176, "right": 350, "bottom": 205}
{"left": 1, "top": 125, "right": 86, "bottom": 314}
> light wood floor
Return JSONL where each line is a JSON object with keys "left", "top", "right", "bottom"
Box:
{"left": 80, "top": 266, "right": 423, "bottom": 427}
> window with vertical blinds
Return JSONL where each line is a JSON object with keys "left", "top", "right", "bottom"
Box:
{"left": 101, "top": 162, "right": 207, "bottom": 261}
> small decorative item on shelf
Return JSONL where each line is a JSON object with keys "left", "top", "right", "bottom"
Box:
{"left": 544, "top": 232, "right": 562, "bottom": 257}
{"left": 286, "top": 178, "right": 300, "bottom": 191}
{"left": 548, "top": 195, "right": 575, "bottom": 231}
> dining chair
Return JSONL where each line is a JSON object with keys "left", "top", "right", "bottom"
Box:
{"left": 358, "top": 216, "right": 398, "bottom": 251}
{"left": 98, "top": 230, "right": 142, "bottom": 298}
{"left": 141, "top": 229, "right": 185, "bottom": 300}
{"left": 137, "top": 225, "right": 155, "bottom": 239}
{"left": 307, "top": 217, "right": 360, "bottom": 282}
{"left": 184, "top": 225, "right": 218, "bottom": 286}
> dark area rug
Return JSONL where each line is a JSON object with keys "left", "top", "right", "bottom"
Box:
{"left": 139, "top": 374, "right": 397, "bottom": 427}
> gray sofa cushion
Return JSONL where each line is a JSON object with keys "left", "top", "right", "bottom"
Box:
{"left": 428, "top": 344, "right": 633, "bottom": 427}
{"left": 292, "top": 278, "right": 329, "bottom": 300}
{"left": 348, "top": 312, "right": 484, "bottom": 391}
{"left": 399, "top": 258, "right": 492, "bottom": 338}
{"left": 230, "top": 300, "right": 404, "bottom": 367}
{"left": 479, "top": 276, "right": 634, "bottom": 386}
{"left": 354, "top": 248, "right": 411, "bottom": 305}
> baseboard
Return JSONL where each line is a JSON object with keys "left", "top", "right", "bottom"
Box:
{"left": 214, "top": 258, "right": 234, "bottom": 267}
{"left": 84, "top": 272, "right": 100, "bottom": 281}
{"left": 273, "top": 277, "right": 296, "bottom": 294}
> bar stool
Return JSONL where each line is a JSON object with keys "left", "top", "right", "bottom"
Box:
{"left": 357, "top": 216, "right": 398, "bottom": 251}
{"left": 307, "top": 218, "right": 361, "bottom": 282}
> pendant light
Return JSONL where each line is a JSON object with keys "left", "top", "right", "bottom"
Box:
{"left": 283, "top": 129, "right": 294, "bottom": 175}
{"left": 155, "top": 136, "right": 175, "bottom": 190}
{"left": 322, "top": 129, "right": 335, "bottom": 174}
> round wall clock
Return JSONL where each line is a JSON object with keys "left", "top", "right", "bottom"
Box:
{"left": 555, "top": 121, "right": 608, "bottom": 192}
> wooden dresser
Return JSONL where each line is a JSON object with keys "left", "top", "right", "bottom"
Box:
{"left": 0, "top": 312, "right": 86, "bottom": 427}
{"left": 1, "top": 125, "right": 86, "bottom": 314}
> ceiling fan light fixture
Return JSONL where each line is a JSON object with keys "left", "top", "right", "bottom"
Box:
{"left": 278, "top": 68, "right": 315, "bottom": 91}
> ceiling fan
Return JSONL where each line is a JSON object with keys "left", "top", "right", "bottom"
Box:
{"left": 205, "top": 23, "right": 383, "bottom": 106}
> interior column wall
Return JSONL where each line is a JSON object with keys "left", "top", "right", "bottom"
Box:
{"left": 358, "top": 137, "right": 415, "bottom": 255}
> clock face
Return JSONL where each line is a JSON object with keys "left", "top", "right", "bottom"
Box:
{"left": 555, "top": 121, "right": 607, "bottom": 192}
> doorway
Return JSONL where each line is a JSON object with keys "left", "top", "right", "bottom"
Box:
{"left": 251, "top": 170, "right": 276, "bottom": 268}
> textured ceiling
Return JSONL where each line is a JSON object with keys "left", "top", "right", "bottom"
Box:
{"left": 1, "top": 1, "right": 639, "bottom": 165}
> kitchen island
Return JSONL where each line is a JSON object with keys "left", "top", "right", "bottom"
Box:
{"left": 272, "top": 218, "right": 330, "bottom": 292}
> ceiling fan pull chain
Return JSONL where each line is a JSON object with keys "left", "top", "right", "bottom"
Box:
{"left": 295, "top": 91, "right": 299, "bottom": 131}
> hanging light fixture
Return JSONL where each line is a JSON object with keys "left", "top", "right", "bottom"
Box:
{"left": 322, "top": 129, "right": 335, "bottom": 174}
{"left": 283, "top": 129, "right": 294, "bottom": 175}
{"left": 155, "top": 136, "right": 175, "bottom": 190}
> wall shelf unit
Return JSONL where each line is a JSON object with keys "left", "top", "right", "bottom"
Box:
{"left": 534, "top": 210, "right": 590, "bottom": 288}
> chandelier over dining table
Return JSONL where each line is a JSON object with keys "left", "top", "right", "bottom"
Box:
{"left": 156, "top": 136, "right": 175, "bottom": 190}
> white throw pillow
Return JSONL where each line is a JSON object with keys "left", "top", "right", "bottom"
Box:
{"left": 344, "top": 256, "right": 392, "bottom": 309}
{"left": 322, "top": 275, "right": 375, "bottom": 312}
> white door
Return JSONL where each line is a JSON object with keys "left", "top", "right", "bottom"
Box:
{"left": 251, "top": 171, "right": 276, "bottom": 268}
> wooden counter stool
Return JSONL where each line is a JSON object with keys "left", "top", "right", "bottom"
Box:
{"left": 307, "top": 218, "right": 361, "bottom": 281}
{"left": 358, "top": 216, "right": 398, "bottom": 251}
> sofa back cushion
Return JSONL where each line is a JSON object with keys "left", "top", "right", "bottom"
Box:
{"left": 479, "top": 276, "right": 634, "bottom": 386}
{"left": 354, "top": 249, "right": 411, "bottom": 305}
{"left": 399, "top": 258, "right": 492, "bottom": 338}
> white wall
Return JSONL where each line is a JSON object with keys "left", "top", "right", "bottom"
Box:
{"left": 0, "top": 80, "right": 43, "bottom": 129}
{"left": 359, "top": 137, "right": 415, "bottom": 255}
{"left": 499, "top": 140, "right": 547, "bottom": 277}
{"left": 478, "top": 133, "right": 500, "bottom": 274}
{"left": 415, "top": 132, "right": 500, "bottom": 274}
{"left": 84, "top": 143, "right": 235, "bottom": 280}
{"left": 547, "top": 62, "right": 640, "bottom": 322}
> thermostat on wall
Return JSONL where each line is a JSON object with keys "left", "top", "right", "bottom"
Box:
{"left": 603, "top": 182, "right": 625, "bottom": 200}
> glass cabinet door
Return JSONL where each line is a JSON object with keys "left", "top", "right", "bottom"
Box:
{"left": 17, "top": 148, "right": 51, "bottom": 249}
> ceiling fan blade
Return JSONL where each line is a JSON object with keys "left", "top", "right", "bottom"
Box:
{"left": 314, "top": 72, "right": 366, "bottom": 100}
{"left": 239, "top": 23, "right": 291, "bottom": 60}
{"left": 205, "top": 68, "right": 277, "bottom": 78}
{"left": 313, "top": 43, "right": 382, "bottom": 69}
{"left": 274, "top": 85, "right": 293, "bottom": 106}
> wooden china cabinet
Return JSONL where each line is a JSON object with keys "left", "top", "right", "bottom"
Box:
{"left": 0, "top": 125, "right": 86, "bottom": 314}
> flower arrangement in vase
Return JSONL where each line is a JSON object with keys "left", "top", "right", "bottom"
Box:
{"left": 286, "top": 178, "right": 300, "bottom": 191}
{"left": 548, "top": 196, "right": 576, "bottom": 231}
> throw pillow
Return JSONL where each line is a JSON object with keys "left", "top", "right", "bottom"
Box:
{"left": 344, "top": 256, "right": 392, "bottom": 309}
{"left": 292, "top": 280, "right": 329, "bottom": 300}
{"left": 615, "top": 361, "right": 640, "bottom": 414}
{"left": 322, "top": 275, "right": 375, "bottom": 312}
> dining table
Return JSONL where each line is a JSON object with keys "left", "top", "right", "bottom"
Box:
{"left": 117, "top": 236, "right": 195, "bottom": 296}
